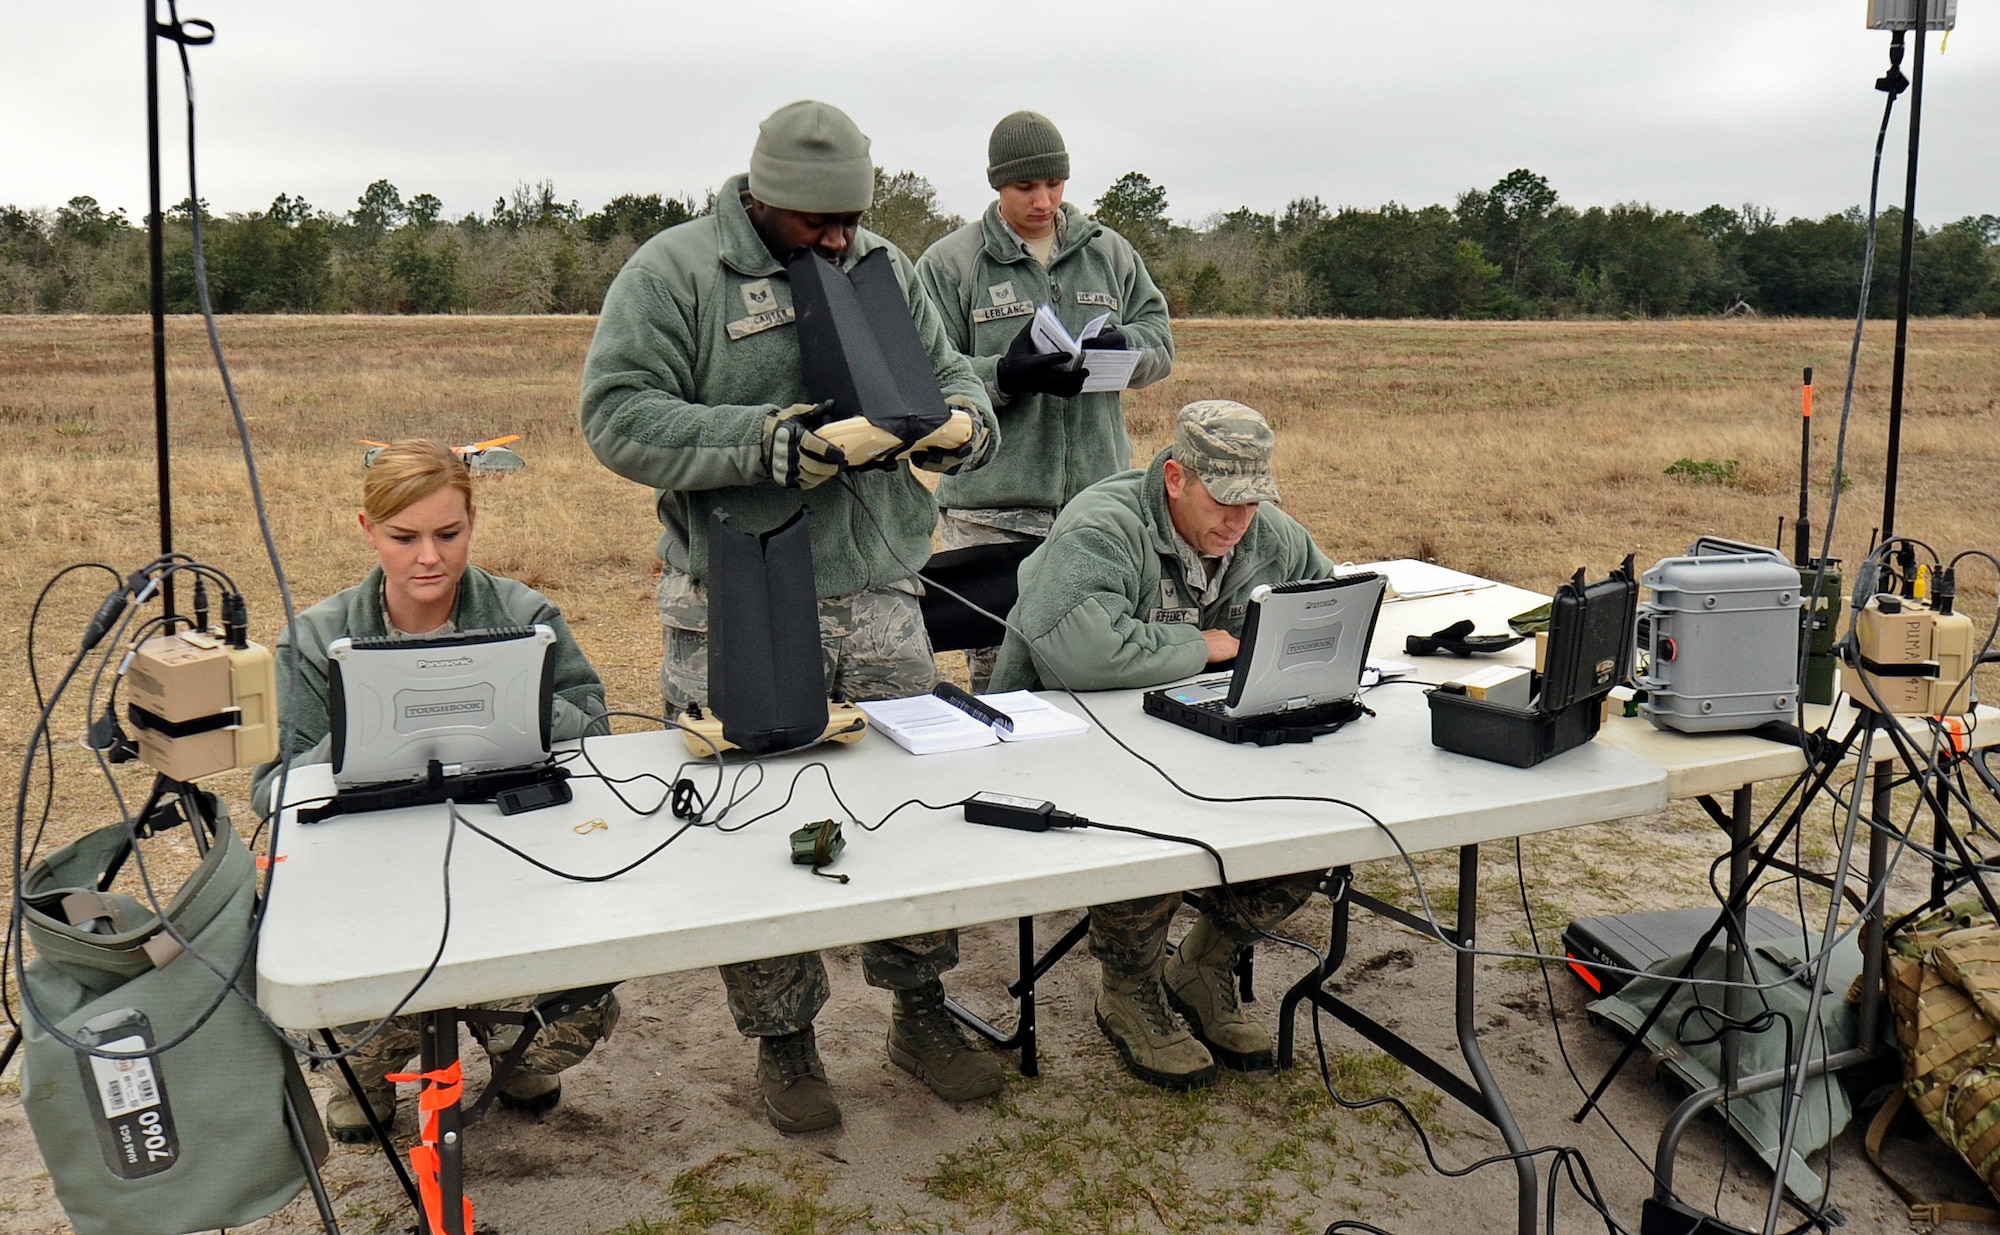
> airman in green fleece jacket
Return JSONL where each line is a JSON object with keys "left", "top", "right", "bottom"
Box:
{"left": 916, "top": 111, "right": 1172, "bottom": 685}
{"left": 248, "top": 564, "right": 603, "bottom": 819}
{"left": 250, "top": 439, "right": 615, "bottom": 1142}
{"left": 993, "top": 402, "right": 1338, "bottom": 1092}
{"left": 577, "top": 100, "right": 1003, "bottom": 1136}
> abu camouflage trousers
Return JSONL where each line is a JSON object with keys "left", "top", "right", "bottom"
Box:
{"left": 656, "top": 567, "right": 959, "bottom": 1037}
{"left": 1089, "top": 873, "right": 1325, "bottom": 982}
{"left": 935, "top": 510, "right": 1049, "bottom": 691}
{"left": 719, "top": 932, "right": 961, "bottom": 1038}
{"left": 657, "top": 566, "right": 937, "bottom": 708}
{"left": 331, "top": 990, "right": 620, "bottom": 1086}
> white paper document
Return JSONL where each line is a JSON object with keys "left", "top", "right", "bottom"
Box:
{"left": 858, "top": 689, "right": 1092, "bottom": 754}
{"left": 975, "top": 690, "right": 1092, "bottom": 741}
{"left": 856, "top": 696, "right": 997, "bottom": 755}
{"left": 1029, "top": 304, "right": 1141, "bottom": 393}
{"left": 1358, "top": 559, "right": 1498, "bottom": 601}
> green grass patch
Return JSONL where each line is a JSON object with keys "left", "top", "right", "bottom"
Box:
{"left": 1663, "top": 457, "right": 1740, "bottom": 486}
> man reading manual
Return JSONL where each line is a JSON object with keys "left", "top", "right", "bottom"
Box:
{"left": 991, "top": 400, "right": 1338, "bottom": 1089}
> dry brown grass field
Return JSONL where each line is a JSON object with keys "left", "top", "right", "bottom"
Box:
{"left": 3, "top": 314, "right": 2000, "bottom": 1235}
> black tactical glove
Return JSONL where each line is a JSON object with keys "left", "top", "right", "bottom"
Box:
{"left": 995, "top": 319, "right": 1087, "bottom": 398}
{"left": 1082, "top": 324, "right": 1128, "bottom": 350}
{"left": 1404, "top": 619, "right": 1527, "bottom": 658}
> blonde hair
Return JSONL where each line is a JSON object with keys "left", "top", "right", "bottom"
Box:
{"left": 362, "top": 439, "right": 474, "bottom": 524}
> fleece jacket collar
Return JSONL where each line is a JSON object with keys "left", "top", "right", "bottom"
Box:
{"left": 717, "top": 172, "right": 878, "bottom": 280}
{"left": 343, "top": 563, "right": 505, "bottom": 637}
{"left": 979, "top": 200, "right": 1101, "bottom": 268}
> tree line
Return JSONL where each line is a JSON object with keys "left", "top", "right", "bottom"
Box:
{"left": 4, "top": 168, "right": 1995, "bottom": 319}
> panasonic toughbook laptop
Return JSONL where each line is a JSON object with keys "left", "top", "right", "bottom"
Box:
{"left": 326, "top": 624, "right": 558, "bottom": 790}
{"left": 1142, "top": 572, "right": 1387, "bottom": 746}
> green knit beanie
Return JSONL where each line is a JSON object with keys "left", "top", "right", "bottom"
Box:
{"left": 749, "top": 100, "right": 875, "bottom": 213}
{"left": 986, "top": 111, "right": 1069, "bottom": 189}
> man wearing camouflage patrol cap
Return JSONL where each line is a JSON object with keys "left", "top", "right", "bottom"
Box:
{"left": 917, "top": 110, "right": 1173, "bottom": 687}
{"left": 990, "top": 400, "right": 1338, "bottom": 1089}
{"left": 579, "top": 99, "right": 1002, "bottom": 1134}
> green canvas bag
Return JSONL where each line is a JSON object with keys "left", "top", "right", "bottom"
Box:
{"left": 17, "top": 798, "right": 323, "bottom": 1235}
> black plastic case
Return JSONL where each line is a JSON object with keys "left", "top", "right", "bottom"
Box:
{"left": 1426, "top": 556, "right": 1636, "bottom": 767}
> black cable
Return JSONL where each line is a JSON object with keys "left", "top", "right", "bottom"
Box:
{"left": 3, "top": 563, "right": 124, "bottom": 1036}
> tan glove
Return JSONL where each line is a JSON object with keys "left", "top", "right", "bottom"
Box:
{"left": 762, "top": 402, "right": 841, "bottom": 489}
{"left": 900, "top": 404, "right": 994, "bottom": 475}
{"left": 814, "top": 415, "right": 907, "bottom": 471}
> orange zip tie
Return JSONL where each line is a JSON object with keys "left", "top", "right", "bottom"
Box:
{"left": 384, "top": 1059, "right": 474, "bottom": 1235}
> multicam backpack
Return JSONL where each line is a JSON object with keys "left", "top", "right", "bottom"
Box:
{"left": 1873, "top": 905, "right": 2000, "bottom": 1225}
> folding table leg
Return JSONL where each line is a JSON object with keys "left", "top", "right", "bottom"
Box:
{"left": 1451, "top": 844, "right": 1536, "bottom": 1235}
{"left": 1275, "top": 854, "right": 1536, "bottom": 1235}
{"left": 946, "top": 913, "right": 1092, "bottom": 1077}
{"left": 419, "top": 1011, "right": 468, "bottom": 1235}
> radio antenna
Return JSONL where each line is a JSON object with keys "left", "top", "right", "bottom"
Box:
{"left": 1794, "top": 367, "right": 1813, "bottom": 565}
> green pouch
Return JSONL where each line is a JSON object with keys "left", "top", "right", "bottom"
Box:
{"left": 790, "top": 817, "right": 848, "bottom": 882}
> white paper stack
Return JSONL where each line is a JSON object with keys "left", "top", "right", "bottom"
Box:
{"left": 856, "top": 696, "right": 996, "bottom": 754}
{"left": 1029, "top": 305, "right": 1140, "bottom": 393}
{"left": 976, "top": 691, "right": 1092, "bottom": 742}
{"left": 857, "top": 690, "right": 1092, "bottom": 754}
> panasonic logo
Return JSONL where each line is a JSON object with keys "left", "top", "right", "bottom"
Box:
{"left": 404, "top": 701, "right": 487, "bottom": 719}
{"left": 1304, "top": 599, "right": 1340, "bottom": 611}
{"left": 416, "top": 656, "right": 475, "bottom": 670}
{"left": 1286, "top": 637, "right": 1338, "bottom": 655}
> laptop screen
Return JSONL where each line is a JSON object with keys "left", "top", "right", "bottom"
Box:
{"left": 1221, "top": 572, "right": 1386, "bottom": 718}
{"left": 326, "top": 624, "right": 557, "bottom": 789}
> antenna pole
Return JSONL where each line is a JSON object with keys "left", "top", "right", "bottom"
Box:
{"left": 1795, "top": 367, "right": 1813, "bottom": 565}
{"left": 146, "top": 0, "right": 175, "bottom": 616}
{"left": 1881, "top": 10, "right": 1929, "bottom": 541}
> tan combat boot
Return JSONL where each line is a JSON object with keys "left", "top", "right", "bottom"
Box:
{"left": 325, "top": 1022, "right": 423, "bottom": 1145}
{"left": 757, "top": 1027, "right": 842, "bottom": 1133}
{"left": 1096, "top": 970, "right": 1218, "bottom": 1089}
{"left": 1164, "top": 917, "right": 1273, "bottom": 1071}
{"left": 888, "top": 981, "right": 1005, "bottom": 1102}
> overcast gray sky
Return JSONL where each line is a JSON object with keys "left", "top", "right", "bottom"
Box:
{"left": 5, "top": 2, "right": 1994, "bottom": 230}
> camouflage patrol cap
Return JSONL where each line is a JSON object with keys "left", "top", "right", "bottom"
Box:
{"left": 1172, "top": 400, "right": 1280, "bottom": 505}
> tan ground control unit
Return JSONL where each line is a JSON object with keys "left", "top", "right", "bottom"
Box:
{"left": 124, "top": 631, "right": 280, "bottom": 780}
{"left": 1853, "top": 596, "right": 1976, "bottom": 716}
{"left": 678, "top": 703, "right": 868, "bottom": 757}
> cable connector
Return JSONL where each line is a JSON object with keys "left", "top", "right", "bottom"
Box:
{"left": 964, "top": 791, "right": 1087, "bottom": 832}
{"left": 87, "top": 705, "right": 139, "bottom": 764}
{"left": 222, "top": 592, "right": 248, "bottom": 648}
{"left": 1877, "top": 28, "right": 1909, "bottom": 96}
{"left": 1936, "top": 567, "right": 1956, "bottom": 615}
{"left": 80, "top": 570, "right": 148, "bottom": 653}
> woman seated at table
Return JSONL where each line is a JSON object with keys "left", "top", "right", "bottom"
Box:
{"left": 251, "top": 437, "right": 615, "bottom": 1143}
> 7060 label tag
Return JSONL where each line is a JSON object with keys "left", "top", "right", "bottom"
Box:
{"left": 75, "top": 1010, "right": 180, "bottom": 1179}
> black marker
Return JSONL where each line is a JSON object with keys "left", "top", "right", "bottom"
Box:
{"left": 933, "top": 681, "right": 1014, "bottom": 734}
